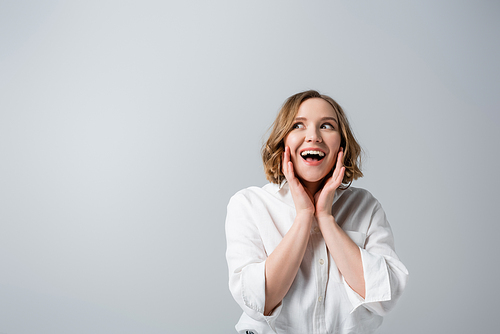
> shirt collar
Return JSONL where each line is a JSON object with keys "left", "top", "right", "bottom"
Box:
{"left": 277, "top": 179, "right": 287, "bottom": 192}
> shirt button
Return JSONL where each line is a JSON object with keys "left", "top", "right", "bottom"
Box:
{"left": 314, "top": 227, "right": 319, "bottom": 233}
{"left": 319, "top": 259, "right": 324, "bottom": 265}
{"left": 318, "top": 296, "right": 323, "bottom": 302}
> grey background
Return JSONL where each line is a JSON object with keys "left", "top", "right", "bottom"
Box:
{"left": 1, "top": 1, "right": 499, "bottom": 333}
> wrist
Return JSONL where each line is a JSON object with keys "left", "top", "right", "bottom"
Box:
{"left": 296, "top": 210, "right": 315, "bottom": 222}
{"left": 315, "top": 213, "right": 337, "bottom": 226}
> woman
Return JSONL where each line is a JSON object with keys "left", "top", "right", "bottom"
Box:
{"left": 225, "top": 90, "right": 408, "bottom": 334}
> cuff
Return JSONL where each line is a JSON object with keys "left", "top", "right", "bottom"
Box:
{"left": 264, "top": 301, "right": 283, "bottom": 332}
{"left": 241, "top": 260, "right": 283, "bottom": 331}
{"left": 343, "top": 247, "right": 391, "bottom": 313}
{"left": 241, "top": 260, "right": 267, "bottom": 313}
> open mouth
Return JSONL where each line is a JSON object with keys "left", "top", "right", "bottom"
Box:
{"left": 300, "top": 150, "right": 325, "bottom": 162}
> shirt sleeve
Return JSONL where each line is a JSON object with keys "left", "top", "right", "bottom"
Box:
{"left": 225, "top": 192, "right": 282, "bottom": 331}
{"left": 343, "top": 202, "right": 409, "bottom": 315}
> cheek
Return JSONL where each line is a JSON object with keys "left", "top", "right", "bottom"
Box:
{"left": 329, "top": 158, "right": 337, "bottom": 170}
{"left": 330, "top": 136, "right": 342, "bottom": 152}
{"left": 284, "top": 134, "right": 299, "bottom": 151}
{"left": 328, "top": 138, "right": 342, "bottom": 164}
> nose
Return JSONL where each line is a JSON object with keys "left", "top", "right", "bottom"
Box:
{"left": 305, "top": 127, "right": 322, "bottom": 142}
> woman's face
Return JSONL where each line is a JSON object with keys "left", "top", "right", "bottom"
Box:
{"left": 284, "top": 98, "right": 342, "bottom": 191}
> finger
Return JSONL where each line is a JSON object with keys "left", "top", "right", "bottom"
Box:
{"left": 283, "top": 147, "right": 298, "bottom": 182}
{"left": 324, "top": 175, "right": 339, "bottom": 192}
{"left": 337, "top": 147, "right": 344, "bottom": 169}
{"left": 332, "top": 148, "right": 344, "bottom": 178}
{"left": 282, "top": 146, "right": 290, "bottom": 176}
{"left": 330, "top": 166, "right": 344, "bottom": 186}
{"left": 327, "top": 165, "right": 345, "bottom": 190}
{"left": 336, "top": 166, "right": 345, "bottom": 184}
{"left": 288, "top": 161, "right": 295, "bottom": 179}
{"left": 282, "top": 150, "right": 285, "bottom": 173}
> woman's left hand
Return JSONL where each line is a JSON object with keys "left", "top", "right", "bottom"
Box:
{"left": 314, "top": 148, "right": 345, "bottom": 218}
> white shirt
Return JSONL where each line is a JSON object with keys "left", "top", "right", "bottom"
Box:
{"left": 225, "top": 182, "right": 408, "bottom": 334}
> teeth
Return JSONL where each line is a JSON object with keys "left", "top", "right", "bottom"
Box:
{"left": 301, "top": 150, "right": 325, "bottom": 157}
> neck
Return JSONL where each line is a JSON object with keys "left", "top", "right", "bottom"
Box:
{"left": 300, "top": 178, "right": 325, "bottom": 196}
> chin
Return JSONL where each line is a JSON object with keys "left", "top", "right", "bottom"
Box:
{"left": 300, "top": 174, "right": 328, "bottom": 184}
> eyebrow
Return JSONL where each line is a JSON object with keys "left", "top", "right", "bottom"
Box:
{"left": 294, "top": 116, "right": 338, "bottom": 124}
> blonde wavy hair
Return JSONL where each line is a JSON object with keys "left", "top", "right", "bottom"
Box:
{"left": 261, "top": 90, "right": 363, "bottom": 187}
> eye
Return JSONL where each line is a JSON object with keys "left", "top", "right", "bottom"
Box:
{"left": 321, "top": 123, "right": 335, "bottom": 130}
{"left": 292, "top": 122, "right": 305, "bottom": 129}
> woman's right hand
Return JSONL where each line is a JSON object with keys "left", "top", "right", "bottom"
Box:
{"left": 282, "top": 146, "right": 315, "bottom": 216}
{"left": 264, "top": 146, "right": 316, "bottom": 315}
